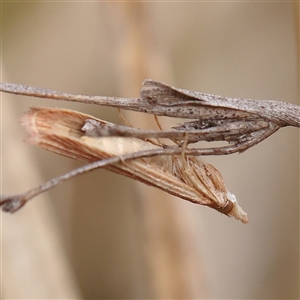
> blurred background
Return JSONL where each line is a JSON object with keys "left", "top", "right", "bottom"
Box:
{"left": 1, "top": 2, "right": 299, "bottom": 299}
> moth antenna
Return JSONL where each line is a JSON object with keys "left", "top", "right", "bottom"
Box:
{"left": 154, "top": 114, "right": 163, "bottom": 131}
{"left": 117, "top": 108, "right": 133, "bottom": 127}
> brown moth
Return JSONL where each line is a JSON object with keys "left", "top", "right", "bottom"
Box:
{"left": 1, "top": 107, "right": 248, "bottom": 223}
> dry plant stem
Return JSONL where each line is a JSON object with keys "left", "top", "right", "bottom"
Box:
{"left": 1, "top": 80, "right": 299, "bottom": 155}
{"left": 1, "top": 80, "right": 299, "bottom": 127}
{"left": 0, "top": 150, "right": 171, "bottom": 213}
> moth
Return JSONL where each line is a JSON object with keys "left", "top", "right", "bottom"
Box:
{"left": 1, "top": 80, "right": 299, "bottom": 222}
